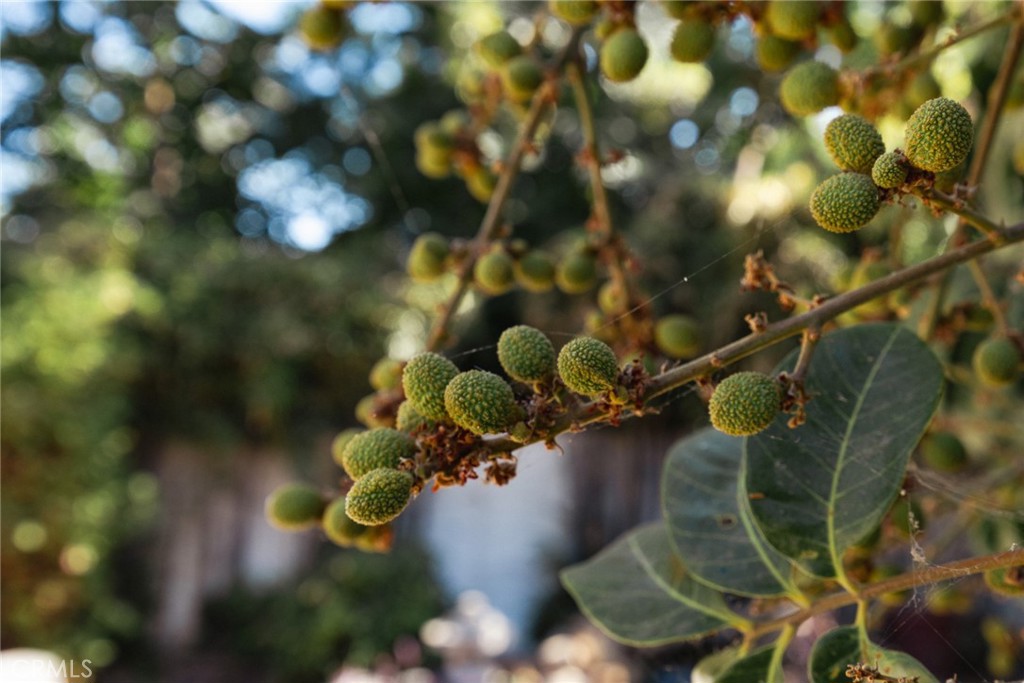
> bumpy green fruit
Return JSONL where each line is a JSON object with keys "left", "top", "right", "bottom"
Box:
{"left": 475, "top": 249, "right": 516, "bottom": 295}
{"left": 369, "top": 358, "right": 404, "bottom": 391}
{"left": 904, "top": 97, "right": 973, "bottom": 173}
{"left": 780, "top": 61, "right": 840, "bottom": 116}
{"left": 407, "top": 232, "right": 449, "bottom": 282}
{"left": 919, "top": 431, "right": 968, "bottom": 473}
{"left": 871, "top": 152, "right": 909, "bottom": 189}
{"left": 557, "top": 337, "right": 619, "bottom": 396}
{"left": 465, "top": 166, "right": 497, "bottom": 202}
{"left": 654, "top": 314, "right": 701, "bottom": 359}
{"left": 298, "top": 6, "right": 347, "bottom": 51}
{"left": 549, "top": 0, "right": 599, "bottom": 25}
{"left": 498, "top": 325, "right": 556, "bottom": 383}
{"left": 402, "top": 352, "right": 459, "bottom": 421}
{"left": 342, "top": 427, "right": 417, "bottom": 480}
{"left": 824, "top": 114, "right": 885, "bottom": 173}
{"left": 755, "top": 34, "right": 802, "bottom": 72}
{"left": 555, "top": 252, "right": 598, "bottom": 294}
{"left": 514, "top": 250, "right": 556, "bottom": 292}
{"left": 331, "top": 428, "right": 363, "bottom": 468}
{"left": 600, "top": 28, "right": 649, "bottom": 83}
{"left": 765, "top": 0, "right": 820, "bottom": 41}
{"left": 476, "top": 31, "right": 521, "bottom": 68}
{"left": 395, "top": 401, "right": 435, "bottom": 434}
{"left": 708, "top": 371, "right": 780, "bottom": 436}
{"left": 345, "top": 468, "right": 414, "bottom": 526}
{"left": 809, "top": 173, "right": 880, "bottom": 233}
{"left": 322, "top": 497, "right": 370, "bottom": 547}
{"left": 670, "top": 19, "right": 715, "bottom": 63}
{"left": 265, "top": 483, "right": 325, "bottom": 530}
{"left": 502, "top": 55, "right": 544, "bottom": 103}
{"left": 972, "top": 337, "right": 1021, "bottom": 388}
{"left": 444, "top": 370, "right": 516, "bottom": 435}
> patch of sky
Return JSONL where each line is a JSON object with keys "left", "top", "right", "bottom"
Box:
{"left": 176, "top": 0, "right": 238, "bottom": 44}
{"left": 88, "top": 91, "right": 124, "bottom": 124}
{"left": 730, "top": 87, "right": 758, "bottom": 117}
{"left": 0, "top": 149, "right": 46, "bottom": 214}
{"left": 0, "top": 0, "right": 53, "bottom": 37}
{"left": 91, "top": 17, "right": 156, "bottom": 77}
{"left": 58, "top": 0, "right": 102, "bottom": 34}
{"left": 207, "top": 0, "right": 298, "bottom": 35}
{"left": 349, "top": 3, "right": 421, "bottom": 35}
{"left": 169, "top": 35, "right": 204, "bottom": 67}
{"left": 0, "top": 61, "right": 44, "bottom": 124}
{"left": 670, "top": 119, "right": 699, "bottom": 150}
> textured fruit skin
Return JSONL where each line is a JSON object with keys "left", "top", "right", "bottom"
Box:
{"left": 395, "top": 401, "right": 435, "bottom": 433}
{"left": 708, "top": 371, "right": 780, "bottom": 436}
{"left": 402, "top": 352, "right": 459, "bottom": 421}
{"left": 407, "top": 232, "right": 449, "bottom": 282}
{"left": 369, "top": 358, "right": 404, "bottom": 391}
{"left": 919, "top": 431, "right": 968, "bottom": 473}
{"left": 331, "top": 428, "right": 363, "bottom": 468}
{"left": 476, "top": 31, "right": 521, "bottom": 68}
{"left": 341, "top": 428, "right": 417, "bottom": 480}
{"left": 549, "top": 0, "right": 599, "bottom": 26}
{"left": 514, "top": 251, "right": 556, "bottom": 292}
{"left": 498, "top": 325, "right": 556, "bottom": 383}
{"left": 871, "top": 152, "right": 909, "bottom": 189}
{"left": 557, "top": 337, "right": 619, "bottom": 396}
{"left": 824, "top": 114, "right": 885, "bottom": 173}
{"left": 265, "top": 484, "right": 325, "bottom": 530}
{"left": 502, "top": 55, "right": 544, "bottom": 103}
{"left": 555, "top": 252, "right": 597, "bottom": 294}
{"left": 765, "top": 0, "right": 820, "bottom": 41}
{"left": 600, "top": 28, "right": 649, "bottom": 83}
{"left": 444, "top": 370, "right": 516, "bottom": 435}
{"left": 809, "top": 173, "right": 880, "bottom": 233}
{"left": 755, "top": 34, "right": 801, "bottom": 72}
{"left": 322, "top": 497, "right": 369, "bottom": 547}
{"left": 345, "top": 468, "right": 414, "bottom": 526}
{"left": 780, "top": 61, "right": 840, "bottom": 116}
{"left": 474, "top": 249, "right": 516, "bottom": 295}
{"left": 670, "top": 19, "right": 715, "bottom": 63}
{"left": 654, "top": 314, "right": 701, "bottom": 359}
{"left": 298, "top": 6, "right": 347, "bottom": 51}
{"left": 972, "top": 337, "right": 1020, "bottom": 388}
{"left": 904, "top": 97, "right": 973, "bottom": 173}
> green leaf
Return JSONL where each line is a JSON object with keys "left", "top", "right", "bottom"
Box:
{"left": 662, "top": 428, "right": 797, "bottom": 597}
{"left": 715, "top": 645, "right": 779, "bottom": 683}
{"left": 809, "top": 626, "right": 939, "bottom": 683}
{"left": 744, "top": 324, "right": 943, "bottom": 576}
{"left": 560, "top": 522, "right": 742, "bottom": 646}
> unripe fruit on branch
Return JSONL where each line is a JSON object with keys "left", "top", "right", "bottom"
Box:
{"left": 708, "top": 371, "right": 780, "bottom": 436}
{"left": 780, "top": 61, "right": 840, "bottom": 116}
{"left": 322, "top": 497, "right": 370, "bottom": 547}
{"left": 765, "top": 0, "right": 820, "bottom": 41}
{"left": 557, "top": 337, "right": 619, "bottom": 396}
{"left": 407, "top": 232, "right": 449, "bottom": 282}
{"left": 475, "top": 31, "right": 521, "bottom": 68}
{"left": 654, "top": 314, "right": 701, "bottom": 359}
{"left": 556, "top": 252, "right": 598, "bottom": 294}
{"left": 904, "top": 97, "right": 974, "bottom": 173}
{"left": 345, "top": 468, "right": 414, "bottom": 526}
{"left": 871, "top": 152, "right": 909, "bottom": 189}
{"left": 402, "top": 352, "right": 459, "bottom": 422}
{"left": 670, "top": 19, "right": 715, "bottom": 63}
{"left": 355, "top": 394, "right": 390, "bottom": 428}
{"left": 395, "top": 401, "right": 435, "bottom": 434}
{"left": 342, "top": 428, "right": 417, "bottom": 481}
{"left": 444, "top": 370, "right": 516, "bottom": 435}
{"left": 972, "top": 337, "right": 1020, "bottom": 388}
{"left": 919, "top": 431, "right": 968, "bottom": 473}
{"left": 824, "top": 114, "right": 885, "bottom": 174}
{"left": 549, "top": 0, "right": 599, "bottom": 26}
{"left": 498, "top": 325, "right": 556, "bottom": 383}
{"left": 298, "top": 6, "right": 347, "bottom": 51}
{"left": 475, "top": 249, "right": 516, "bottom": 295}
{"left": 331, "top": 428, "right": 363, "bottom": 468}
{"left": 369, "top": 358, "right": 404, "bottom": 391}
{"left": 600, "top": 28, "right": 649, "bottom": 83}
{"left": 265, "top": 483, "right": 326, "bottom": 531}
{"left": 501, "top": 56, "right": 544, "bottom": 103}
{"left": 755, "top": 34, "right": 802, "bottom": 72}
{"left": 514, "top": 251, "right": 556, "bottom": 292}
{"left": 465, "top": 166, "right": 498, "bottom": 203}
{"left": 809, "top": 173, "right": 880, "bottom": 233}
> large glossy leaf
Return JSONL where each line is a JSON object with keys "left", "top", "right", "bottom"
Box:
{"left": 662, "top": 428, "right": 797, "bottom": 597}
{"left": 560, "top": 522, "right": 740, "bottom": 646}
{"left": 745, "top": 324, "right": 943, "bottom": 576}
{"left": 809, "top": 626, "right": 939, "bottom": 683}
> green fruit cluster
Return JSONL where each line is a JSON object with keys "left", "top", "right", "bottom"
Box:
{"left": 823, "top": 114, "right": 885, "bottom": 174}
{"left": 654, "top": 314, "right": 701, "bottom": 359}
{"left": 514, "top": 251, "right": 556, "bottom": 292}
{"left": 708, "top": 371, "right": 780, "bottom": 436}
{"left": 331, "top": 428, "right": 363, "bottom": 468}
{"left": 557, "top": 337, "right": 619, "bottom": 396}
{"left": 414, "top": 122, "right": 455, "bottom": 180}
{"left": 407, "top": 232, "right": 449, "bottom": 282}
{"left": 475, "top": 30, "right": 521, "bottom": 68}
{"left": 904, "top": 97, "right": 973, "bottom": 173}
{"left": 341, "top": 428, "right": 417, "bottom": 481}
{"left": 402, "top": 352, "right": 460, "bottom": 421}
{"left": 265, "top": 483, "right": 325, "bottom": 531}
{"left": 600, "top": 28, "right": 649, "bottom": 83}
{"left": 809, "top": 173, "right": 880, "bottom": 233}
{"left": 670, "top": 19, "right": 716, "bottom": 64}
{"left": 556, "top": 251, "right": 598, "bottom": 294}
{"left": 972, "top": 337, "right": 1020, "bottom": 388}
{"left": 444, "top": 370, "right": 516, "bottom": 435}
{"left": 475, "top": 249, "right": 516, "bottom": 295}
{"left": 780, "top": 61, "right": 840, "bottom": 116}
{"left": 498, "top": 325, "right": 556, "bottom": 383}
{"left": 755, "top": 34, "right": 801, "bottom": 72}
{"left": 871, "top": 152, "right": 909, "bottom": 189}
{"left": 345, "top": 468, "right": 414, "bottom": 526}
{"left": 502, "top": 55, "right": 544, "bottom": 103}
{"left": 395, "top": 401, "right": 435, "bottom": 434}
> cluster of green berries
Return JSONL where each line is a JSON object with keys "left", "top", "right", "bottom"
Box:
{"left": 708, "top": 371, "right": 781, "bottom": 436}
{"left": 414, "top": 112, "right": 497, "bottom": 203}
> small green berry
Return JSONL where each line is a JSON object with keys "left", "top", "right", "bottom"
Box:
{"left": 765, "top": 0, "right": 820, "bottom": 41}
{"left": 498, "top": 325, "right": 556, "bottom": 383}
{"left": 780, "top": 61, "right": 840, "bottom": 116}
{"left": 904, "top": 97, "right": 974, "bottom": 173}
{"left": 476, "top": 31, "right": 521, "bottom": 68}
{"left": 825, "top": 15, "right": 858, "bottom": 53}
{"left": 414, "top": 122, "right": 454, "bottom": 177}
{"left": 322, "top": 497, "right": 370, "bottom": 547}
{"left": 407, "top": 232, "right": 449, "bottom": 282}
{"left": 824, "top": 114, "right": 885, "bottom": 173}
{"left": 874, "top": 23, "right": 922, "bottom": 56}
{"left": 755, "top": 34, "right": 802, "bottom": 72}
{"left": 871, "top": 152, "right": 909, "bottom": 189}
{"left": 331, "top": 428, "right": 363, "bottom": 468}
{"left": 670, "top": 19, "right": 716, "bottom": 63}
{"left": 444, "top": 370, "right": 516, "bottom": 435}
{"left": 514, "top": 250, "right": 556, "bottom": 292}
{"left": 555, "top": 252, "right": 598, "bottom": 294}
{"left": 395, "top": 401, "right": 436, "bottom": 434}
{"left": 919, "top": 431, "right": 968, "bottom": 473}
{"left": 708, "top": 371, "right": 780, "bottom": 436}
{"left": 502, "top": 55, "right": 544, "bottom": 103}
{"left": 474, "top": 249, "right": 516, "bottom": 295}
{"left": 355, "top": 393, "right": 390, "bottom": 428}
{"left": 557, "top": 337, "right": 619, "bottom": 396}
{"left": 972, "top": 337, "right": 1021, "bottom": 388}
{"left": 597, "top": 281, "right": 626, "bottom": 315}
{"left": 369, "top": 358, "right": 404, "bottom": 391}
{"left": 600, "top": 28, "right": 649, "bottom": 83}
{"left": 345, "top": 468, "right": 414, "bottom": 526}
{"left": 341, "top": 427, "right": 417, "bottom": 481}
{"left": 654, "top": 314, "right": 701, "bottom": 359}
{"left": 809, "top": 173, "right": 880, "bottom": 233}
{"left": 298, "top": 6, "right": 347, "bottom": 51}
{"left": 265, "top": 483, "right": 325, "bottom": 531}
{"left": 549, "top": 0, "right": 599, "bottom": 26}
{"left": 402, "top": 352, "right": 459, "bottom": 422}
{"left": 465, "top": 166, "right": 498, "bottom": 203}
